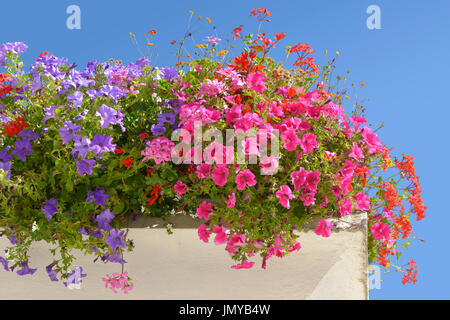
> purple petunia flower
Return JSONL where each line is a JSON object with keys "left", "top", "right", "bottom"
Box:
{"left": 151, "top": 123, "right": 166, "bottom": 136}
{"left": 95, "top": 208, "right": 115, "bottom": 231}
{"left": 158, "top": 112, "right": 176, "bottom": 125}
{"left": 71, "top": 136, "right": 91, "bottom": 160}
{"left": 42, "top": 106, "right": 58, "bottom": 124}
{"left": 46, "top": 263, "right": 58, "bottom": 282}
{"left": 101, "top": 253, "right": 126, "bottom": 264}
{"left": 0, "top": 257, "right": 9, "bottom": 271}
{"left": 42, "top": 199, "right": 58, "bottom": 221}
{"left": 73, "top": 109, "right": 89, "bottom": 121}
{"left": 76, "top": 159, "right": 96, "bottom": 176}
{"left": 18, "top": 129, "right": 39, "bottom": 141}
{"left": 160, "top": 67, "right": 178, "bottom": 81}
{"left": 63, "top": 266, "right": 87, "bottom": 288}
{"left": 9, "top": 234, "right": 17, "bottom": 245}
{"left": 88, "top": 228, "right": 103, "bottom": 238}
{"left": 86, "top": 89, "right": 99, "bottom": 100}
{"left": 99, "top": 85, "right": 127, "bottom": 104}
{"left": 96, "top": 104, "right": 118, "bottom": 129}
{"left": 0, "top": 148, "right": 13, "bottom": 179}
{"left": 84, "top": 60, "right": 99, "bottom": 75}
{"left": 93, "top": 188, "right": 109, "bottom": 206}
{"left": 77, "top": 227, "right": 87, "bottom": 235}
{"left": 12, "top": 138, "right": 33, "bottom": 162}
{"left": 67, "top": 91, "right": 83, "bottom": 109}
{"left": 0, "top": 42, "right": 28, "bottom": 66}
{"left": 106, "top": 229, "right": 127, "bottom": 252}
{"left": 30, "top": 75, "right": 43, "bottom": 93}
{"left": 59, "top": 121, "right": 82, "bottom": 145}
{"left": 87, "top": 188, "right": 110, "bottom": 206}
{"left": 16, "top": 261, "right": 37, "bottom": 276}
{"left": 90, "top": 134, "right": 116, "bottom": 155}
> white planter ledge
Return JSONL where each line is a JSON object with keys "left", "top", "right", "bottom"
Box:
{"left": 0, "top": 213, "right": 368, "bottom": 300}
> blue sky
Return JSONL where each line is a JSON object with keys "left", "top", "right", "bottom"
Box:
{"left": 1, "top": 0, "right": 448, "bottom": 299}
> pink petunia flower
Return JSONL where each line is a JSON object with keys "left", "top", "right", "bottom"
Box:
{"left": 340, "top": 160, "right": 357, "bottom": 178}
{"left": 349, "top": 142, "right": 364, "bottom": 160}
{"left": 314, "top": 219, "right": 333, "bottom": 237}
{"left": 225, "top": 104, "right": 243, "bottom": 125}
{"left": 300, "top": 132, "right": 318, "bottom": 154}
{"left": 362, "top": 127, "right": 382, "bottom": 154}
{"left": 197, "top": 224, "right": 211, "bottom": 243}
{"left": 225, "top": 233, "right": 246, "bottom": 256}
{"left": 259, "top": 155, "right": 279, "bottom": 175}
{"left": 288, "top": 241, "right": 301, "bottom": 252}
{"left": 339, "top": 176, "right": 353, "bottom": 196}
{"left": 196, "top": 163, "right": 211, "bottom": 179}
{"left": 291, "top": 168, "right": 307, "bottom": 190}
{"left": 299, "top": 190, "right": 316, "bottom": 206}
{"left": 275, "top": 185, "right": 295, "bottom": 209}
{"left": 211, "top": 165, "right": 229, "bottom": 186}
{"left": 225, "top": 192, "right": 236, "bottom": 208}
{"left": 350, "top": 116, "right": 367, "bottom": 129}
{"left": 173, "top": 180, "right": 187, "bottom": 196}
{"left": 304, "top": 170, "right": 321, "bottom": 192}
{"left": 371, "top": 222, "right": 391, "bottom": 241}
{"left": 339, "top": 197, "right": 353, "bottom": 217}
{"left": 353, "top": 192, "right": 370, "bottom": 211}
{"left": 197, "top": 201, "right": 214, "bottom": 220}
{"left": 281, "top": 129, "right": 301, "bottom": 151}
{"left": 231, "top": 261, "right": 255, "bottom": 269}
{"left": 246, "top": 72, "right": 266, "bottom": 93}
{"left": 213, "top": 225, "right": 228, "bottom": 245}
{"left": 236, "top": 169, "right": 257, "bottom": 191}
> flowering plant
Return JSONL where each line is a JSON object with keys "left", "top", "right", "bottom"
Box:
{"left": 0, "top": 8, "right": 426, "bottom": 292}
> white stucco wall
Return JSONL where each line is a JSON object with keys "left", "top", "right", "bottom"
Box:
{"left": 0, "top": 214, "right": 368, "bottom": 300}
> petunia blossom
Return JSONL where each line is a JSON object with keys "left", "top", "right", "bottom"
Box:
{"left": 349, "top": 142, "right": 364, "bottom": 160}
{"left": 235, "top": 169, "right": 256, "bottom": 191}
{"left": 173, "top": 180, "right": 188, "bottom": 196}
{"left": 197, "top": 224, "right": 210, "bottom": 243}
{"left": 371, "top": 222, "right": 391, "bottom": 241}
{"left": 211, "top": 165, "right": 229, "bottom": 186}
{"left": 275, "top": 185, "right": 295, "bottom": 209}
{"left": 213, "top": 225, "right": 228, "bottom": 245}
{"left": 225, "top": 192, "right": 236, "bottom": 208}
{"left": 300, "top": 133, "right": 318, "bottom": 154}
{"left": 42, "top": 199, "right": 58, "bottom": 221}
{"left": 246, "top": 72, "right": 266, "bottom": 93}
{"left": 197, "top": 201, "right": 214, "bottom": 220}
{"left": 281, "top": 129, "right": 300, "bottom": 151}
{"left": 231, "top": 261, "right": 255, "bottom": 269}
{"left": 314, "top": 219, "right": 333, "bottom": 238}
{"left": 339, "top": 197, "right": 353, "bottom": 217}
{"left": 353, "top": 192, "right": 370, "bottom": 211}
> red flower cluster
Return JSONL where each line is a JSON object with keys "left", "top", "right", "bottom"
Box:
{"left": 232, "top": 25, "right": 243, "bottom": 41}
{"left": 290, "top": 42, "right": 319, "bottom": 74}
{"left": 2, "top": 116, "right": 28, "bottom": 137}
{"left": 0, "top": 72, "right": 13, "bottom": 96}
{"left": 146, "top": 184, "right": 162, "bottom": 206}
{"left": 230, "top": 50, "right": 256, "bottom": 73}
{"left": 395, "top": 154, "right": 426, "bottom": 221}
{"left": 402, "top": 259, "right": 418, "bottom": 284}
{"left": 249, "top": 7, "right": 272, "bottom": 22}
{"left": 121, "top": 157, "right": 134, "bottom": 169}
